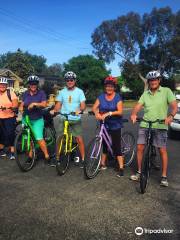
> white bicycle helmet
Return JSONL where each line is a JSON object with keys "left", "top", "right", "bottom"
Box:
{"left": 27, "top": 75, "right": 39, "bottom": 84}
{"left": 64, "top": 71, "right": 77, "bottom": 80}
{"left": 146, "top": 70, "right": 161, "bottom": 80}
{"left": 0, "top": 77, "right": 8, "bottom": 84}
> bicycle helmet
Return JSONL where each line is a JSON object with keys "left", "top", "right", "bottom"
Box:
{"left": 104, "top": 76, "right": 118, "bottom": 85}
{"left": 27, "top": 75, "right": 39, "bottom": 84}
{"left": 146, "top": 70, "right": 161, "bottom": 80}
{"left": 0, "top": 77, "right": 8, "bottom": 84}
{"left": 64, "top": 71, "right": 77, "bottom": 80}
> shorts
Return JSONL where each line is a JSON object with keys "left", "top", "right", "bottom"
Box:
{"left": 53, "top": 116, "right": 82, "bottom": 137}
{"left": 23, "top": 117, "right": 44, "bottom": 141}
{"left": 103, "top": 128, "right": 122, "bottom": 156}
{"left": 137, "top": 128, "right": 168, "bottom": 148}
{"left": 0, "top": 117, "right": 16, "bottom": 146}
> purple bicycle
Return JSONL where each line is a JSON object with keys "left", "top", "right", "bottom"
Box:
{"left": 84, "top": 112, "right": 135, "bottom": 179}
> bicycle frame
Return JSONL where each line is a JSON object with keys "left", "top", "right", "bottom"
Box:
{"left": 57, "top": 117, "right": 77, "bottom": 156}
{"left": 91, "top": 121, "right": 113, "bottom": 158}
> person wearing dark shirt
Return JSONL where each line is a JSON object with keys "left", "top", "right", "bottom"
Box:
{"left": 92, "top": 76, "right": 124, "bottom": 177}
{"left": 19, "top": 75, "right": 51, "bottom": 165}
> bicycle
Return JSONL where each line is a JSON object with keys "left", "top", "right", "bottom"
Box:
{"left": 84, "top": 112, "right": 135, "bottom": 179}
{"left": 55, "top": 112, "right": 82, "bottom": 176}
{"left": 136, "top": 118, "right": 164, "bottom": 194}
{"left": 14, "top": 107, "right": 56, "bottom": 172}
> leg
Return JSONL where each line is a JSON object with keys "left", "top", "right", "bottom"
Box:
{"left": 117, "top": 156, "right": 124, "bottom": 169}
{"left": 76, "top": 136, "right": 85, "bottom": 161}
{"left": 158, "top": 147, "right": 168, "bottom": 177}
{"left": 37, "top": 139, "right": 49, "bottom": 159}
{"left": 137, "top": 144, "right": 145, "bottom": 172}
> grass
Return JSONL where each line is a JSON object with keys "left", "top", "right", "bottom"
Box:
{"left": 123, "top": 100, "right": 137, "bottom": 108}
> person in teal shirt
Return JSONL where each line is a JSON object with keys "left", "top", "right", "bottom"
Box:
{"left": 130, "top": 70, "right": 177, "bottom": 187}
{"left": 53, "top": 71, "right": 86, "bottom": 168}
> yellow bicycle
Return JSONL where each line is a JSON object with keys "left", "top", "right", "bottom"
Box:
{"left": 55, "top": 112, "right": 82, "bottom": 175}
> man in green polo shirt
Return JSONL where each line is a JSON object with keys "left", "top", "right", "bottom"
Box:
{"left": 130, "top": 70, "right": 177, "bottom": 187}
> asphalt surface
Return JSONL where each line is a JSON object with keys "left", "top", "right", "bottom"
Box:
{"left": 0, "top": 110, "right": 180, "bottom": 240}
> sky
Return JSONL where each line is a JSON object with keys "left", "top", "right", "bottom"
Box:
{"left": 0, "top": 0, "right": 179, "bottom": 76}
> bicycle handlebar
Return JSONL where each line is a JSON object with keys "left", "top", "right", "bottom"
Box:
{"left": 88, "top": 111, "right": 128, "bottom": 123}
{"left": 53, "top": 111, "right": 84, "bottom": 117}
{"left": 0, "top": 106, "right": 18, "bottom": 113}
{"left": 136, "top": 118, "right": 165, "bottom": 124}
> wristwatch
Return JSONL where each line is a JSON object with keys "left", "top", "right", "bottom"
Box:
{"left": 169, "top": 113, "right": 174, "bottom": 118}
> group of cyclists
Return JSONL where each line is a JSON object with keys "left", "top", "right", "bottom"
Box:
{"left": 0, "top": 69, "right": 177, "bottom": 187}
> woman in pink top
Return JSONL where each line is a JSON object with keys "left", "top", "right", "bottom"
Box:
{"left": 0, "top": 77, "right": 18, "bottom": 159}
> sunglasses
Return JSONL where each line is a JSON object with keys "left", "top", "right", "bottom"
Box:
{"left": 66, "top": 79, "right": 75, "bottom": 82}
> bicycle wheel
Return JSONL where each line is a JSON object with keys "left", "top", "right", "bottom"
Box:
{"left": 84, "top": 137, "right": 102, "bottom": 179}
{"left": 121, "top": 131, "right": 135, "bottom": 167}
{"left": 14, "top": 130, "right": 36, "bottom": 172}
{"left": 44, "top": 126, "right": 56, "bottom": 158}
{"left": 140, "top": 146, "right": 151, "bottom": 194}
{"left": 56, "top": 135, "right": 70, "bottom": 176}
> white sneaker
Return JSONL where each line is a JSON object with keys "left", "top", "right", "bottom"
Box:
{"left": 160, "top": 177, "right": 168, "bottom": 187}
{"left": 130, "top": 172, "right": 140, "bottom": 181}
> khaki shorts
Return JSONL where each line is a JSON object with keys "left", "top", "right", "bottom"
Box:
{"left": 137, "top": 128, "right": 168, "bottom": 148}
{"left": 53, "top": 116, "right": 83, "bottom": 137}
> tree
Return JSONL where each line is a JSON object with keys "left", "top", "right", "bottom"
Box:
{"left": 91, "top": 7, "right": 180, "bottom": 94}
{"left": 44, "top": 63, "right": 63, "bottom": 76}
{"left": 0, "top": 49, "right": 48, "bottom": 79}
{"left": 64, "top": 55, "right": 109, "bottom": 101}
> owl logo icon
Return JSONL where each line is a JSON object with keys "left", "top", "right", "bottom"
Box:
{"left": 68, "top": 96, "right": 72, "bottom": 103}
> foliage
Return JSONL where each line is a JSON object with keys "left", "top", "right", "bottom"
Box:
{"left": 64, "top": 55, "right": 109, "bottom": 100}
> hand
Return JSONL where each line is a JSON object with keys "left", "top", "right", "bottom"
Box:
{"left": 95, "top": 113, "right": 103, "bottom": 121}
{"left": 101, "top": 112, "right": 110, "bottom": 121}
{"left": 28, "top": 103, "right": 37, "bottom": 110}
{"left": 165, "top": 116, "right": 173, "bottom": 125}
{"left": 130, "top": 114, "right": 137, "bottom": 124}
{"left": 75, "top": 109, "right": 82, "bottom": 115}
{"left": 19, "top": 107, "right": 23, "bottom": 113}
{"left": 50, "top": 110, "right": 55, "bottom": 115}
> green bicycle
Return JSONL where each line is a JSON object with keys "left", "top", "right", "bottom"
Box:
{"left": 55, "top": 112, "right": 82, "bottom": 176}
{"left": 14, "top": 107, "right": 56, "bottom": 172}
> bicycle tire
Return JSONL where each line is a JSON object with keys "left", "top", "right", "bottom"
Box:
{"left": 56, "top": 135, "right": 70, "bottom": 176}
{"left": 84, "top": 137, "right": 102, "bottom": 179}
{"left": 121, "top": 131, "right": 135, "bottom": 167}
{"left": 14, "top": 129, "right": 36, "bottom": 172}
{"left": 43, "top": 126, "right": 56, "bottom": 158}
{"left": 140, "top": 146, "right": 152, "bottom": 194}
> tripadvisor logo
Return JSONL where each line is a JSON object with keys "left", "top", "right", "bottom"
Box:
{"left": 135, "top": 227, "right": 174, "bottom": 235}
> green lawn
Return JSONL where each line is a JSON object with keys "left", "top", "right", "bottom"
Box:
{"left": 123, "top": 100, "right": 137, "bottom": 108}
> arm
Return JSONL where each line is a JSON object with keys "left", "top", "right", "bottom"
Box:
{"left": 130, "top": 102, "right": 144, "bottom": 123}
{"left": 28, "top": 101, "right": 47, "bottom": 109}
{"left": 165, "top": 100, "right": 178, "bottom": 125}
{"left": 92, "top": 99, "right": 102, "bottom": 120}
{"left": 79, "top": 101, "right": 86, "bottom": 112}
{"left": 54, "top": 101, "right": 62, "bottom": 112}
{"left": 12, "top": 99, "right": 18, "bottom": 109}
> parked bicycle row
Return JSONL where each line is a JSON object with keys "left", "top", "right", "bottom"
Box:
{"left": 0, "top": 70, "right": 178, "bottom": 194}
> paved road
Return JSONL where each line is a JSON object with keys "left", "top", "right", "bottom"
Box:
{"left": 0, "top": 110, "right": 180, "bottom": 240}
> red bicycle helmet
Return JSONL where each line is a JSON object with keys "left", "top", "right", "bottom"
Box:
{"left": 104, "top": 76, "right": 118, "bottom": 85}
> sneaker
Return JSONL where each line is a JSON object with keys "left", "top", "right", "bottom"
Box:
{"left": 50, "top": 158, "right": 56, "bottom": 167}
{"left": 79, "top": 160, "right": 84, "bottom": 169}
{"left": 9, "top": 153, "right": 15, "bottom": 160}
{"left": 130, "top": 172, "right": 140, "bottom": 181}
{"left": 0, "top": 149, "right": 6, "bottom": 157}
{"left": 117, "top": 169, "right": 124, "bottom": 177}
{"left": 74, "top": 156, "right": 80, "bottom": 163}
{"left": 160, "top": 177, "right": 168, "bottom": 187}
{"left": 100, "top": 165, "right": 107, "bottom": 170}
